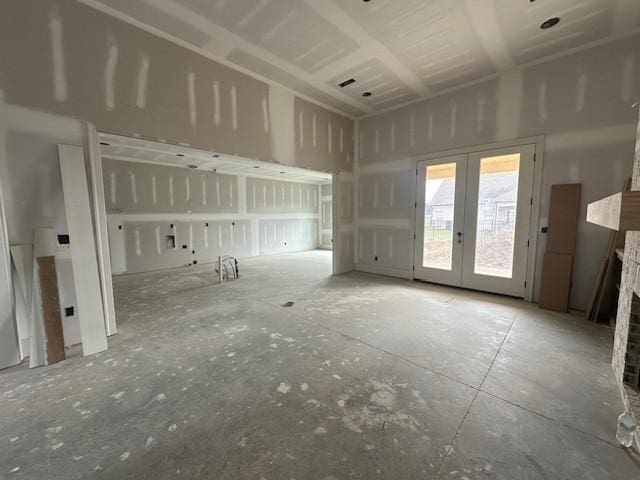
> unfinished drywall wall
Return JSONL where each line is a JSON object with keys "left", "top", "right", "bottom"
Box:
{"left": 103, "top": 158, "right": 324, "bottom": 275}
{"left": 358, "top": 34, "right": 640, "bottom": 309}
{"left": 0, "top": 0, "right": 353, "bottom": 174}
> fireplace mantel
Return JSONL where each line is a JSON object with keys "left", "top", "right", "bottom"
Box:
{"left": 586, "top": 191, "right": 640, "bottom": 231}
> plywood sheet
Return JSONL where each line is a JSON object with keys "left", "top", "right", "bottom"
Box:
{"left": 539, "top": 253, "right": 574, "bottom": 313}
{"left": 58, "top": 144, "right": 108, "bottom": 357}
{"left": 546, "top": 184, "right": 581, "bottom": 254}
{"left": 37, "top": 256, "right": 65, "bottom": 364}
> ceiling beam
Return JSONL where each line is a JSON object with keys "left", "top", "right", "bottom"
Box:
{"left": 462, "top": 0, "right": 515, "bottom": 72}
{"left": 303, "top": 0, "right": 432, "bottom": 98}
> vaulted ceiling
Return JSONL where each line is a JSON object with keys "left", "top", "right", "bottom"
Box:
{"left": 84, "top": 0, "right": 640, "bottom": 118}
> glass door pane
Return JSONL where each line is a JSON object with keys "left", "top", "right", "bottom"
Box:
{"left": 473, "top": 154, "right": 520, "bottom": 278}
{"left": 424, "top": 163, "right": 456, "bottom": 270}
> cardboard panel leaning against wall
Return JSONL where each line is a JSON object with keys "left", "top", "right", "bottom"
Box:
{"left": 103, "top": 158, "right": 322, "bottom": 275}
{"left": 356, "top": 34, "right": 640, "bottom": 308}
{"left": 0, "top": 0, "right": 354, "bottom": 175}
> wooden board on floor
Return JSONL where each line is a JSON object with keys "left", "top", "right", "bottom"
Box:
{"left": 539, "top": 253, "right": 574, "bottom": 312}
{"left": 58, "top": 144, "right": 108, "bottom": 357}
{"left": 546, "top": 184, "right": 582, "bottom": 254}
{"left": 585, "top": 178, "right": 632, "bottom": 321}
{"left": 37, "top": 256, "right": 65, "bottom": 364}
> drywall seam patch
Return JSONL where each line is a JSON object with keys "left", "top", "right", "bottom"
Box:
{"left": 129, "top": 170, "right": 137, "bottom": 204}
{"left": 427, "top": 112, "right": 433, "bottom": 141}
{"left": 49, "top": 11, "right": 68, "bottom": 103}
{"left": 237, "top": 0, "right": 268, "bottom": 28}
{"left": 152, "top": 175, "right": 157, "bottom": 205}
{"left": 477, "top": 95, "right": 486, "bottom": 133}
{"left": 105, "top": 39, "right": 118, "bottom": 112}
{"left": 298, "top": 112, "right": 304, "bottom": 148}
{"left": 135, "top": 53, "right": 150, "bottom": 109}
{"left": 410, "top": 115, "right": 415, "bottom": 147}
{"left": 155, "top": 226, "right": 161, "bottom": 254}
{"left": 262, "top": 96, "right": 269, "bottom": 133}
{"left": 169, "top": 176, "right": 175, "bottom": 206}
{"left": 450, "top": 104, "right": 457, "bottom": 138}
{"left": 538, "top": 80, "right": 548, "bottom": 123}
{"left": 213, "top": 81, "right": 221, "bottom": 126}
{"left": 134, "top": 228, "right": 141, "bottom": 256}
{"left": 188, "top": 70, "right": 197, "bottom": 128}
{"left": 110, "top": 172, "right": 117, "bottom": 204}
{"left": 261, "top": 8, "right": 297, "bottom": 42}
{"left": 622, "top": 54, "right": 635, "bottom": 102}
{"left": 231, "top": 84, "right": 238, "bottom": 131}
{"left": 390, "top": 122, "right": 396, "bottom": 152}
{"left": 312, "top": 114, "right": 317, "bottom": 148}
{"left": 576, "top": 73, "right": 587, "bottom": 112}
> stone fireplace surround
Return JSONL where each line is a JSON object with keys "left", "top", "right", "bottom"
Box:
{"left": 613, "top": 108, "right": 640, "bottom": 448}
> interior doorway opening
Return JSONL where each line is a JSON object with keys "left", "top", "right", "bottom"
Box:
{"left": 98, "top": 133, "right": 334, "bottom": 280}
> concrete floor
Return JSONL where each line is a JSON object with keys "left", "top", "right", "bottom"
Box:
{"left": 1, "top": 250, "right": 639, "bottom": 479}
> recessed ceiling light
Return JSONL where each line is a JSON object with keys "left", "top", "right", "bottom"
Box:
{"left": 280, "top": 171, "right": 286, "bottom": 174}
{"left": 187, "top": 164, "right": 198, "bottom": 169}
{"left": 362, "top": 92, "right": 372, "bottom": 97}
{"left": 540, "top": 17, "right": 560, "bottom": 29}
{"left": 253, "top": 166, "right": 260, "bottom": 168}
{"left": 176, "top": 153, "right": 184, "bottom": 157}
{"left": 212, "top": 154, "right": 220, "bottom": 158}
{"left": 99, "top": 142, "right": 110, "bottom": 146}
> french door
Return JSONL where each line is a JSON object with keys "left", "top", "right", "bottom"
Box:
{"left": 414, "top": 144, "right": 536, "bottom": 297}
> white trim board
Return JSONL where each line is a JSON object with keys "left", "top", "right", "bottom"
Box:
{"left": 87, "top": 124, "right": 117, "bottom": 336}
{"left": 58, "top": 144, "right": 108, "bottom": 357}
{"left": 0, "top": 168, "right": 20, "bottom": 370}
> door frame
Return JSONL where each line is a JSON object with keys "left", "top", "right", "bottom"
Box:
{"left": 410, "top": 136, "right": 545, "bottom": 302}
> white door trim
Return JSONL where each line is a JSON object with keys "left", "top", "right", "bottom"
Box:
{"left": 411, "top": 136, "right": 545, "bottom": 302}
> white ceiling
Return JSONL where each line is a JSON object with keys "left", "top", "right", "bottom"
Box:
{"left": 86, "top": 0, "right": 640, "bottom": 118}
{"left": 99, "top": 133, "right": 333, "bottom": 184}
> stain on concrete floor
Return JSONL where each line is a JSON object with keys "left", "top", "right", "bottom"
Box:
{"left": 1, "top": 250, "right": 639, "bottom": 479}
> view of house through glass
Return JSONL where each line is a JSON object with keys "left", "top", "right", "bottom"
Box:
{"left": 473, "top": 154, "right": 521, "bottom": 278}
{"left": 423, "top": 163, "right": 456, "bottom": 270}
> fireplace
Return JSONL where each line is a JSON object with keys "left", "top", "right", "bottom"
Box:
{"left": 612, "top": 108, "right": 640, "bottom": 442}
{"left": 624, "top": 293, "right": 640, "bottom": 390}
